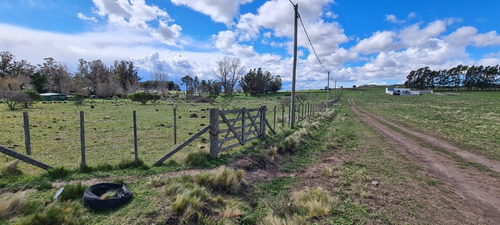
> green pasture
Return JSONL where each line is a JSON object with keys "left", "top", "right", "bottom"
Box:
{"left": 0, "top": 91, "right": 335, "bottom": 174}
{"left": 349, "top": 87, "right": 500, "bottom": 160}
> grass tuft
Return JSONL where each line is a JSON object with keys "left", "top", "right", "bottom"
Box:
{"left": 0, "top": 192, "right": 27, "bottom": 219}
{"left": 58, "top": 183, "right": 87, "bottom": 201}
{"left": 290, "top": 187, "right": 335, "bottom": 219}
{"left": 184, "top": 151, "right": 211, "bottom": 168}
{"left": 18, "top": 201, "right": 84, "bottom": 225}
{"left": 1, "top": 160, "right": 22, "bottom": 175}
{"left": 47, "top": 166, "right": 69, "bottom": 179}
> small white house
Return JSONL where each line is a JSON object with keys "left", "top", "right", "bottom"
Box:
{"left": 385, "top": 88, "right": 420, "bottom": 96}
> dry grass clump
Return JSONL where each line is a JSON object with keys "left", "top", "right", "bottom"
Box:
{"left": 0, "top": 192, "right": 27, "bottom": 219}
{"left": 221, "top": 199, "right": 248, "bottom": 219}
{"left": 147, "top": 175, "right": 168, "bottom": 188}
{"left": 258, "top": 214, "right": 307, "bottom": 225}
{"left": 1, "top": 160, "right": 22, "bottom": 175}
{"left": 18, "top": 201, "right": 84, "bottom": 225}
{"left": 290, "top": 187, "right": 336, "bottom": 219}
{"left": 164, "top": 167, "right": 247, "bottom": 222}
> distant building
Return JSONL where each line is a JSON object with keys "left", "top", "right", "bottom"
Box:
{"left": 385, "top": 88, "right": 421, "bottom": 96}
{"left": 40, "top": 93, "right": 68, "bottom": 101}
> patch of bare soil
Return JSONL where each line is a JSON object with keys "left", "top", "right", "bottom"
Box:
{"left": 349, "top": 98, "right": 500, "bottom": 224}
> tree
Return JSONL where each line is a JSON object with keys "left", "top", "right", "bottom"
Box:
{"left": 214, "top": 57, "right": 244, "bottom": 94}
{"left": 113, "top": 60, "right": 140, "bottom": 93}
{"left": 0, "top": 90, "right": 30, "bottom": 110}
{"left": 37, "top": 57, "right": 71, "bottom": 93}
{"left": 240, "top": 68, "right": 282, "bottom": 96}
{"left": 153, "top": 64, "right": 168, "bottom": 99}
{"left": 181, "top": 75, "right": 194, "bottom": 95}
{"left": 128, "top": 92, "right": 155, "bottom": 105}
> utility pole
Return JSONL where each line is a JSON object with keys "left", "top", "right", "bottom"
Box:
{"left": 290, "top": 3, "right": 298, "bottom": 128}
{"left": 327, "top": 71, "right": 330, "bottom": 101}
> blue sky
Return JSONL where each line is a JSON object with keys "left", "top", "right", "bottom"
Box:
{"left": 1, "top": 0, "right": 499, "bottom": 90}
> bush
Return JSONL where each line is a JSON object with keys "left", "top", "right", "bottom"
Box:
{"left": 128, "top": 92, "right": 155, "bottom": 105}
{"left": 20, "top": 90, "right": 41, "bottom": 108}
{"left": 0, "top": 90, "right": 30, "bottom": 110}
{"left": 72, "top": 94, "right": 84, "bottom": 105}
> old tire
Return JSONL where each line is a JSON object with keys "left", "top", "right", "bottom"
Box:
{"left": 82, "top": 183, "right": 132, "bottom": 210}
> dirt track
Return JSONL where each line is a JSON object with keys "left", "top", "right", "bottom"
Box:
{"left": 349, "top": 98, "right": 500, "bottom": 224}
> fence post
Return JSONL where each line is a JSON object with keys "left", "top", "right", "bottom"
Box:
{"left": 296, "top": 104, "right": 300, "bottom": 121}
{"left": 173, "top": 107, "right": 177, "bottom": 145}
{"left": 302, "top": 103, "right": 306, "bottom": 120}
{"left": 23, "top": 112, "right": 31, "bottom": 155}
{"left": 260, "top": 106, "right": 266, "bottom": 138}
{"left": 273, "top": 105, "right": 276, "bottom": 131}
{"left": 209, "top": 108, "right": 219, "bottom": 159}
{"left": 133, "top": 110, "right": 138, "bottom": 165}
{"left": 242, "top": 108, "right": 246, "bottom": 145}
{"left": 307, "top": 102, "right": 310, "bottom": 118}
{"left": 80, "top": 111, "right": 86, "bottom": 167}
{"left": 288, "top": 105, "right": 291, "bottom": 127}
{"left": 281, "top": 105, "right": 285, "bottom": 128}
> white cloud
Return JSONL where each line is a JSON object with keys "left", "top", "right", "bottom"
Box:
{"left": 171, "top": 0, "right": 252, "bottom": 25}
{"left": 353, "top": 31, "right": 396, "bottom": 54}
{"left": 408, "top": 12, "right": 417, "bottom": 19}
{"left": 90, "top": 0, "right": 182, "bottom": 46}
{"left": 385, "top": 14, "right": 404, "bottom": 24}
{"left": 445, "top": 26, "right": 500, "bottom": 47}
{"left": 77, "top": 13, "right": 98, "bottom": 22}
{"left": 213, "top": 30, "right": 257, "bottom": 57}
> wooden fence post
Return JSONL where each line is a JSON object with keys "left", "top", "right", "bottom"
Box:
{"left": 23, "top": 112, "right": 31, "bottom": 155}
{"left": 133, "top": 110, "right": 138, "bottom": 165}
{"left": 209, "top": 108, "right": 219, "bottom": 159}
{"left": 281, "top": 105, "right": 285, "bottom": 128}
{"left": 173, "top": 107, "right": 177, "bottom": 145}
{"left": 273, "top": 105, "right": 276, "bottom": 131}
{"left": 260, "top": 106, "right": 266, "bottom": 138}
{"left": 80, "top": 111, "right": 86, "bottom": 167}
{"left": 242, "top": 108, "right": 246, "bottom": 145}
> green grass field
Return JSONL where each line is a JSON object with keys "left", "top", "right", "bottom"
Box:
{"left": 1, "top": 88, "right": 498, "bottom": 224}
{"left": 350, "top": 87, "right": 500, "bottom": 160}
{"left": 0, "top": 91, "right": 334, "bottom": 174}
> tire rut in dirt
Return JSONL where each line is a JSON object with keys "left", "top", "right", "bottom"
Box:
{"left": 349, "top": 98, "right": 500, "bottom": 224}
{"left": 351, "top": 99, "right": 500, "bottom": 173}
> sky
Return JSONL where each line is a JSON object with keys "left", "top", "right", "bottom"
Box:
{"left": 1, "top": 0, "right": 499, "bottom": 90}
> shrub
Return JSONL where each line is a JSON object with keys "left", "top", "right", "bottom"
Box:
{"left": 0, "top": 192, "right": 27, "bottom": 219}
{"left": 0, "top": 90, "right": 30, "bottom": 110}
{"left": 128, "top": 92, "right": 155, "bottom": 105}
{"left": 72, "top": 94, "right": 84, "bottom": 105}
{"left": 20, "top": 90, "right": 41, "bottom": 108}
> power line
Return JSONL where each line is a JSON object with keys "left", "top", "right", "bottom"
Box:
{"left": 297, "top": 12, "right": 329, "bottom": 73}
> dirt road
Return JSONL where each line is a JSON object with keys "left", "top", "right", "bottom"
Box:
{"left": 349, "top": 98, "right": 500, "bottom": 224}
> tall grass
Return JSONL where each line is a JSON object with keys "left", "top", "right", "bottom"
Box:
{"left": 0, "top": 192, "right": 27, "bottom": 219}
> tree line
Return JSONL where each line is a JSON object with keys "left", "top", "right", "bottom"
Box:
{"left": 1, "top": 52, "right": 283, "bottom": 108}
{"left": 405, "top": 65, "right": 500, "bottom": 91}
{"left": 0, "top": 51, "right": 141, "bottom": 98}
